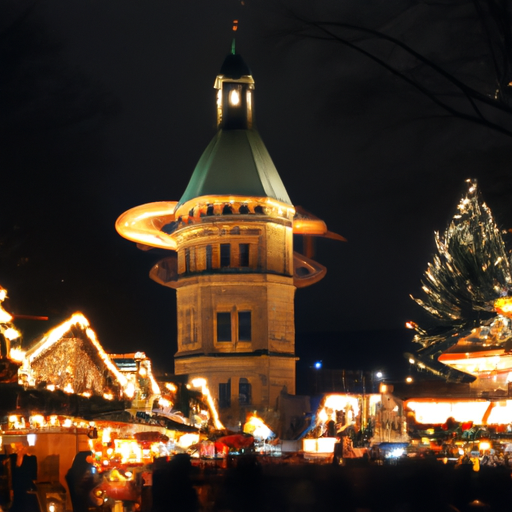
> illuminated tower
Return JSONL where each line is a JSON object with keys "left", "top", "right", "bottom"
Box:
{"left": 116, "top": 49, "right": 343, "bottom": 424}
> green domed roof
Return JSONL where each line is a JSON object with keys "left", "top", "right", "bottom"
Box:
{"left": 178, "top": 128, "right": 292, "bottom": 206}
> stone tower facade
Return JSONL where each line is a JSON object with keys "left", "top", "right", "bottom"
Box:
{"left": 116, "top": 50, "right": 343, "bottom": 426}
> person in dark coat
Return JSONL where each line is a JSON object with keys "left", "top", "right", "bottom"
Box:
{"left": 151, "top": 454, "right": 199, "bottom": 512}
{"left": 9, "top": 443, "right": 38, "bottom": 512}
{"left": 65, "top": 451, "right": 101, "bottom": 512}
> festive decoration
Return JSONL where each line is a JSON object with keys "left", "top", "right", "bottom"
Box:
{"left": 0, "top": 285, "right": 21, "bottom": 358}
{"left": 409, "top": 179, "right": 512, "bottom": 382}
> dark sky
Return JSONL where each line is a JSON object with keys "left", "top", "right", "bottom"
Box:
{"left": 2, "top": 0, "right": 512, "bottom": 376}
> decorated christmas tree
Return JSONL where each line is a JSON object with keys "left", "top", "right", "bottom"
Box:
{"left": 408, "top": 179, "right": 512, "bottom": 382}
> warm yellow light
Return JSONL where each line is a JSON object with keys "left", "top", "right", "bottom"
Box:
{"left": 124, "top": 382, "right": 135, "bottom": 399}
{"left": 147, "top": 365, "right": 160, "bottom": 395}
{"left": 318, "top": 408, "right": 328, "bottom": 422}
{"left": 406, "top": 377, "right": 413, "bottom": 383}
{"left": 303, "top": 438, "right": 317, "bottom": 452}
{"left": 115, "top": 439, "right": 142, "bottom": 464}
{"left": 31, "top": 415, "right": 45, "bottom": 427}
{"left": 324, "top": 394, "right": 360, "bottom": 416}
{"left": 406, "top": 400, "right": 490, "bottom": 424}
{"left": 244, "top": 415, "right": 273, "bottom": 440}
{"left": 176, "top": 433, "right": 199, "bottom": 449}
{"left": 4, "top": 327, "right": 20, "bottom": 341}
{"left": 102, "top": 427, "right": 111, "bottom": 444}
{"left": 479, "top": 441, "right": 491, "bottom": 452}
{"left": 165, "top": 382, "right": 177, "bottom": 393}
{"left": 191, "top": 377, "right": 224, "bottom": 430}
{"left": 495, "top": 297, "right": 512, "bottom": 319}
{"left": 159, "top": 398, "right": 171, "bottom": 408}
{"left": 229, "top": 89, "right": 240, "bottom": 106}
{"left": 115, "top": 201, "right": 178, "bottom": 250}
{"left": 9, "top": 347, "right": 25, "bottom": 361}
{"left": 487, "top": 400, "right": 512, "bottom": 424}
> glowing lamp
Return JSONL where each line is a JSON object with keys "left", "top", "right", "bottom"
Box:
{"left": 314, "top": 361, "right": 322, "bottom": 369}
{"left": 27, "top": 434, "right": 36, "bottom": 446}
{"left": 3, "top": 327, "right": 20, "bottom": 341}
{"left": 229, "top": 89, "right": 240, "bottom": 106}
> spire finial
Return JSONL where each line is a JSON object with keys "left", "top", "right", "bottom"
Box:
{"left": 231, "top": 20, "right": 238, "bottom": 55}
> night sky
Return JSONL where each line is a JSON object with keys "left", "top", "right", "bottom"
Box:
{"left": 2, "top": 0, "right": 512, "bottom": 378}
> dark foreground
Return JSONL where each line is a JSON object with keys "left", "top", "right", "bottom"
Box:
{"left": 152, "top": 457, "right": 512, "bottom": 512}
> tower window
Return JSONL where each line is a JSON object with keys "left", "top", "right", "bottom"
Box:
{"left": 239, "top": 244, "right": 249, "bottom": 267}
{"left": 217, "top": 312, "right": 232, "bottom": 342}
{"left": 219, "top": 380, "right": 231, "bottom": 409}
{"left": 206, "top": 245, "right": 212, "bottom": 270}
{"left": 238, "top": 311, "right": 251, "bottom": 341}
{"left": 239, "top": 378, "right": 251, "bottom": 405}
{"left": 185, "top": 248, "right": 191, "bottom": 273}
{"left": 220, "top": 244, "right": 231, "bottom": 268}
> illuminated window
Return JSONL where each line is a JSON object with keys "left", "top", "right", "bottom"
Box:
{"left": 238, "top": 311, "right": 251, "bottom": 341}
{"left": 239, "top": 244, "right": 249, "bottom": 267}
{"left": 220, "top": 244, "right": 230, "bottom": 268}
{"left": 217, "top": 312, "right": 232, "bottom": 342}
{"left": 206, "top": 245, "right": 212, "bottom": 270}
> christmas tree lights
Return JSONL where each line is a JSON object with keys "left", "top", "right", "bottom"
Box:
{"left": 409, "top": 179, "right": 512, "bottom": 381}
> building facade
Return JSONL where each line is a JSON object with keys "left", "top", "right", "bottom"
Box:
{"left": 116, "top": 50, "right": 343, "bottom": 426}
